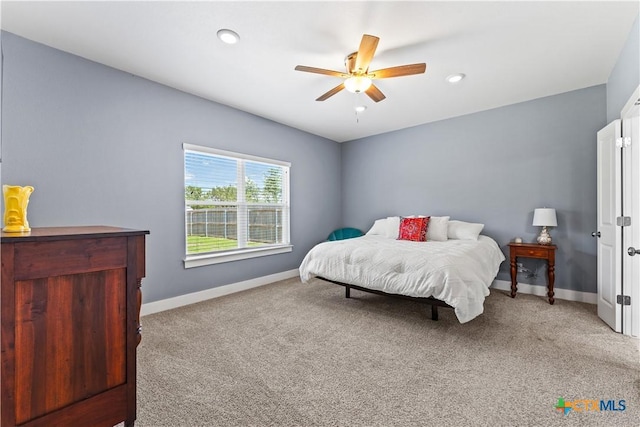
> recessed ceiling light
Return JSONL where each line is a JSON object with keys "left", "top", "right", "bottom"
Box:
{"left": 217, "top": 29, "right": 240, "bottom": 44}
{"left": 446, "top": 73, "right": 465, "bottom": 84}
{"left": 355, "top": 105, "right": 367, "bottom": 113}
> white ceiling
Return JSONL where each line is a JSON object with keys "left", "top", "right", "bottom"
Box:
{"left": 1, "top": 1, "right": 638, "bottom": 143}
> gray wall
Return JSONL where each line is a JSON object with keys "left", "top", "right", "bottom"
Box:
{"left": 341, "top": 85, "right": 607, "bottom": 293}
{"left": 607, "top": 14, "right": 639, "bottom": 122}
{"left": 0, "top": 32, "right": 342, "bottom": 303}
{"left": 4, "top": 21, "right": 635, "bottom": 300}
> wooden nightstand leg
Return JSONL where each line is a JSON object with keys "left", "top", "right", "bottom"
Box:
{"left": 548, "top": 263, "right": 555, "bottom": 305}
{"left": 510, "top": 258, "right": 518, "bottom": 298}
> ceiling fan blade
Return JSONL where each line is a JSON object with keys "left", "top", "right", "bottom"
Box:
{"left": 365, "top": 84, "right": 386, "bottom": 103}
{"left": 369, "top": 63, "right": 427, "bottom": 79}
{"left": 295, "top": 65, "right": 349, "bottom": 78}
{"left": 316, "top": 83, "right": 345, "bottom": 101}
{"left": 354, "top": 34, "right": 379, "bottom": 73}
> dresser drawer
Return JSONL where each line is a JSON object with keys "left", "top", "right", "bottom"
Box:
{"left": 13, "top": 237, "right": 127, "bottom": 281}
{"left": 514, "top": 247, "right": 549, "bottom": 258}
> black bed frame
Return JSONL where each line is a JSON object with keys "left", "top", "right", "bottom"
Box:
{"left": 317, "top": 277, "right": 453, "bottom": 321}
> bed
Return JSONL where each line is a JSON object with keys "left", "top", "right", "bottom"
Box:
{"left": 299, "top": 218, "right": 505, "bottom": 323}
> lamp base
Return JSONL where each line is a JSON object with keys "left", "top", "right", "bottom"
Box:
{"left": 537, "top": 226, "right": 553, "bottom": 245}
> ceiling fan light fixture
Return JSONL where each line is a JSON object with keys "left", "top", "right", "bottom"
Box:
{"left": 217, "top": 29, "right": 240, "bottom": 44}
{"left": 355, "top": 105, "right": 367, "bottom": 113}
{"left": 446, "top": 73, "right": 465, "bottom": 84}
{"left": 344, "top": 76, "right": 372, "bottom": 93}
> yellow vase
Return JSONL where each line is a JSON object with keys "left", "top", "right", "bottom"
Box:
{"left": 3, "top": 185, "right": 35, "bottom": 233}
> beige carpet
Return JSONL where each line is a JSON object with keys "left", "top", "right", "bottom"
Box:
{"left": 136, "top": 277, "right": 639, "bottom": 426}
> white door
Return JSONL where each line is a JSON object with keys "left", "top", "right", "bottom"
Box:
{"left": 596, "top": 120, "right": 622, "bottom": 332}
{"left": 622, "top": 93, "right": 640, "bottom": 337}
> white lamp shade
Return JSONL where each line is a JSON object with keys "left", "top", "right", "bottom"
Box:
{"left": 532, "top": 208, "right": 557, "bottom": 227}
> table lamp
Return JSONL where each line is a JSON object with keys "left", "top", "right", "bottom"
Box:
{"left": 533, "top": 208, "right": 557, "bottom": 245}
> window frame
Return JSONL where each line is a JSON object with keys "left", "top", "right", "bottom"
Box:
{"left": 183, "top": 143, "right": 292, "bottom": 268}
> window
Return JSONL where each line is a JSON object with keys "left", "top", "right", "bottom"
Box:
{"left": 183, "top": 143, "right": 291, "bottom": 268}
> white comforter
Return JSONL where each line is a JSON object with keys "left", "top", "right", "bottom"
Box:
{"left": 299, "top": 235, "right": 505, "bottom": 323}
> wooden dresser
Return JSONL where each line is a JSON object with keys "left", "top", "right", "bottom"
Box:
{"left": 1, "top": 226, "right": 148, "bottom": 427}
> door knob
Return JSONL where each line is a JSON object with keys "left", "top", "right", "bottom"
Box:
{"left": 628, "top": 247, "right": 640, "bottom": 256}
{"left": 592, "top": 231, "right": 601, "bottom": 238}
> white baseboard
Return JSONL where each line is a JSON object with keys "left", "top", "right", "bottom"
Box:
{"left": 491, "top": 279, "right": 597, "bottom": 304}
{"left": 141, "top": 269, "right": 300, "bottom": 316}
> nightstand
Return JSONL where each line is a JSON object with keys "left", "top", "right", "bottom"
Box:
{"left": 508, "top": 242, "right": 557, "bottom": 304}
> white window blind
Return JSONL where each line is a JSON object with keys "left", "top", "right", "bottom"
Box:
{"left": 184, "top": 143, "right": 291, "bottom": 266}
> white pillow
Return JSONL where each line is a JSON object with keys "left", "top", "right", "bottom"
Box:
{"left": 385, "top": 216, "right": 401, "bottom": 239}
{"left": 426, "top": 216, "right": 450, "bottom": 241}
{"left": 447, "top": 220, "right": 484, "bottom": 240}
{"left": 366, "top": 218, "right": 388, "bottom": 236}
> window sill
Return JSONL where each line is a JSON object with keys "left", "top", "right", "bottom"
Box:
{"left": 184, "top": 244, "right": 293, "bottom": 268}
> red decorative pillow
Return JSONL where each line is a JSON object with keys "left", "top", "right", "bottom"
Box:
{"left": 398, "top": 217, "right": 430, "bottom": 242}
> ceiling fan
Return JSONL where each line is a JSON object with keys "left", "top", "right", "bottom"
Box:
{"left": 295, "top": 34, "right": 426, "bottom": 103}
